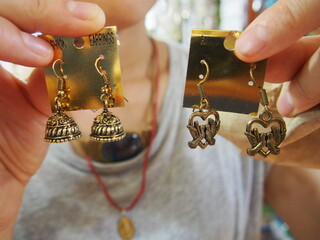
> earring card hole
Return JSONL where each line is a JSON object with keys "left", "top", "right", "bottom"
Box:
{"left": 73, "top": 37, "right": 85, "bottom": 49}
{"left": 223, "top": 31, "right": 240, "bottom": 51}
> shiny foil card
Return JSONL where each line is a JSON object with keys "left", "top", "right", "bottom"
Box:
{"left": 184, "top": 29, "right": 268, "bottom": 114}
{"left": 40, "top": 26, "right": 124, "bottom": 112}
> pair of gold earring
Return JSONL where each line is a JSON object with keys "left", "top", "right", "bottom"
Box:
{"left": 187, "top": 60, "right": 287, "bottom": 158}
{"left": 44, "top": 55, "right": 126, "bottom": 143}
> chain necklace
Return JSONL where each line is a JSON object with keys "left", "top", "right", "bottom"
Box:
{"left": 85, "top": 38, "right": 160, "bottom": 240}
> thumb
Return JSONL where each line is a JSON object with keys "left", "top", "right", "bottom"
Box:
{"left": 235, "top": 0, "right": 320, "bottom": 62}
{"left": 24, "top": 68, "right": 52, "bottom": 117}
{"left": 0, "top": 0, "right": 106, "bottom": 67}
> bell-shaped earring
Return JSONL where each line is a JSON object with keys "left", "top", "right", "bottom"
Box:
{"left": 90, "top": 55, "right": 126, "bottom": 142}
{"left": 44, "top": 59, "right": 81, "bottom": 143}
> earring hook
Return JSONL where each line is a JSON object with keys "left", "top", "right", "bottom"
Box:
{"left": 52, "top": 59, "right": 67, "bottom": 91}
{"left": 52, "top": 59, "right": 65, "bottom": 80}
{"left": 249, "top": 63, "right": 259, "bottom": 88}
{"left": 199, "top": 59, "right": 209, "bottom": 84}
{"left": 95, "top": 55, "right": 106, "bottom": 76}
{"left": 249, "top": 63, "right": 269, "bottom": 108}
{"left": 198, "top": 59, "right": 210, "bottom": 100}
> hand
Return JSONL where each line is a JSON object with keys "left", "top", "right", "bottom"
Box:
{"left": 0, "top": 0, "right": 105, "bottom": 238}
{"left": 235, "top": 0, "right": 320, "bottom": 117}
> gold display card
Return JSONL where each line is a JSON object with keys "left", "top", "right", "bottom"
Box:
{"left": 39, "top": 26, "right": 124, "bottom": 112}
{"left": 184, "top": 29, "right": 268, "bottom": 114}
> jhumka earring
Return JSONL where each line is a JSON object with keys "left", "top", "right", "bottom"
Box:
{"left": 44, "top": 59, "right": 81, "bottom": 143}
{"left": 245, "top": 63, "right": 287, "bottom": 157}
{"left": 90, "top": 55, "right": 126, "bottom": 142}
{"left": 187, "top": 59, "right": 220, "bottom": 149}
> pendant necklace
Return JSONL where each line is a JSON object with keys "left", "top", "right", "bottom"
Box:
{"left": 85, "top": 38, "right": 160, "bottom": 240}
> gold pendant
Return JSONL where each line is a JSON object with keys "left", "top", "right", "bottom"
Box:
{"left": 118, "top": 216, "right": 135, "bottom": 240}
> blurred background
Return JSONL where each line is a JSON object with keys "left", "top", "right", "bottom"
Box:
{"left": 145, "top": 0, "right": 280, "bottom": 44}
{"left": 146, "top": 0, "right": 244, "bottom": 45}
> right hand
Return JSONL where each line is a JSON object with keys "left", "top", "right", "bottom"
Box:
{"left": 235, "top": 0, "right": 320, "bottom": 117}
{"left": 0, "top": 0, "right": 105, "bottom": 237}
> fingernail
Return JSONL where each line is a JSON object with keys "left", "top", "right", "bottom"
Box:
{"left": 278, "top": 91, "right": 294, "bottom": 117}
{"left": 22, "top": 32, "right": 53, "bottom": 59}
{"left": 236, "top": 25, "right": 268, "bottom": 57}
{"left": 67, "top": 1, "right": 103, "bottom": 21}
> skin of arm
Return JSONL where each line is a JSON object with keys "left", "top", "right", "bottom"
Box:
{"left": 265, "top": 165, "right": 320, "bottom": 240}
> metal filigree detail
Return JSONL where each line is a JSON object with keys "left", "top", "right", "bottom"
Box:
{"left": 44, "top": 59, "right": 81, "bottom": 143}
{"left": 90, "top": 110, "right": 125, "bottom": 142}
{"left": 245, "top": 63, "right": 286, "bottom": 157}
{"left": 187, "top": 105, "right": 220, "bottom": 149}
{"left": 45, "top": 111, "right": 81, "bottom": 143}
{"left": 90, "top": 55, "right": 126, "bottom": 142}
{"left": 187, "top": 59, "right": 220, "bottom": 149}
{"left": 245, "top": 110, "right": 286, "bottom": 157}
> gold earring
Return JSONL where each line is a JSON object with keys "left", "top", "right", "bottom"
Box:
{"left": 44, "top": 59, "right": 81, "bottom": 143}
{"left": 245, "top": 63, "right": 287, "bottom": 157}
{"left": 90, "top": 55, "right": 126, "bottom": 142}
{"left": 187, "top": 59, "right": 220, "bottom": 149}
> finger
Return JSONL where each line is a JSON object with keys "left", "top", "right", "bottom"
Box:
{"left": 277, "top": 47, "right": 320, "bottom": 117}
{"left": 0, "top": 17, "right": 53, "bottom": 66}
{"left": 0, "top": 0, "right": 106, "bottom": 36}
{"left": 0, "top": 65, "right": 49, "bottom": 182}
{"left": 265, "top": 35, "right": 320, "bottom": 83}
{"left": 0, "top": 65, "right": 50, "bottom": 121}
{"left": 0, "top": 0, "right": 105, "bottom": 67}
{"left": 235, "top": 0, "right": 320, "bottom": 62}
{"left": 23, "top": 68, "right": 51, "bottom": 117}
